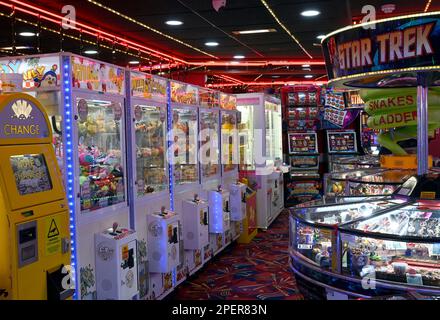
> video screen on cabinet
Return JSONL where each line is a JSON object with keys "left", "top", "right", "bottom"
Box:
{"left": 288, "top": 132, "right": 318, "bottom": 154}
{"left": 327, "top": 131, "right": 358, "bottom": 153}
{"left": 76, "top": 98, "right": 125, "bottom": 213}
{"left": 10, "top": 154, "right": 53, "bottom": 195}
{"left": 134, "top": 105, "right": 167, "bottom": 196}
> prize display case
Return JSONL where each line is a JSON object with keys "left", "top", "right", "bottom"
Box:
{"left": 331, "top": 154, "right": 380, "bottom": 172}
{"left": 0, "top": 53, "right": 130, "bottom": 300}
{"left": 199, "top": 107, "right": 220, "bottom": 185}
{"left": 289, "top": 175, "right": 440, "bottom": 299}
{"left": 324, "top": 168, "right": 383, "bottom": 196}
{"left": 347, "top": 169, "right": 415, "bottom": 196}
{"left": 237, "top": 93, "right": 283, "bottom": 229}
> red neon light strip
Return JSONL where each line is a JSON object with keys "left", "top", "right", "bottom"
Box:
{"left": 6, "top": 0, "right": 187, "bottom": 63}
{"left": 215, "top": 74, "right": 245, "bottom": 84}
{"left": 207, "top": 80, "right": 327, "bottom": 87}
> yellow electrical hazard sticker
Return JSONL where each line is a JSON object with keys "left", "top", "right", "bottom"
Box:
{"left": 45, "top": 216, "right": 61, "bottom": 255}
{"left": 122, "top": 244, "right": 129, "bottom": 261}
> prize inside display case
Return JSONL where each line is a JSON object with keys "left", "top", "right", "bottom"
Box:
{"left": 324, "top": 168, "right": 383, "bottom": 196}
{"left": 76, "top": 98, "right": 125, "bottom": 213}
{"left": 134, "top": 105, "right": 167, "bottom": 196}
{"left": 265, "top": 100, "right": 283, "bottom": 166}
{"left": 221, "top": 112, "right": 238, "bottom": 173}
{"left": 238, "top": 103, "right": 254, "bottom": 171}
{"left": 172, "top": 107, "right": 198, "bottom": 185}
{"left": 347, "top": 169, "right": 415, "bottom": 196}
{"left": 199, "top": 109, "right": 220, "bottom": 180}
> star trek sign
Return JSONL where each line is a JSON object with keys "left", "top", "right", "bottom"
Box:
{"left": 322, "top": 13, "right": 440, "bottom": 80}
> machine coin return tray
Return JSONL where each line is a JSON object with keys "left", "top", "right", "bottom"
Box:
{"left": 46, "top": 264, "right": 75, "bottom": 300}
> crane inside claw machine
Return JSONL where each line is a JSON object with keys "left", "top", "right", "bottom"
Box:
{"left": 0, "top": 53, "right": 132, "bottom": 300}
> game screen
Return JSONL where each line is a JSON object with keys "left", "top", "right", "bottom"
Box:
{"left": 288, "top": 132, "right": 318, "bottom": 154}
{"left": 10, "top": 154, "right": 53, "bottom": 195}
{"left": 327, "top": 131, "right": 357, "bottom": 153}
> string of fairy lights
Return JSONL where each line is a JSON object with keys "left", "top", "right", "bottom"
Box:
{"left": 86, "top": 0, "right": 218, "bottom": 59}
{"left": 259, "top": 0, "right": 314, "bottom": 59}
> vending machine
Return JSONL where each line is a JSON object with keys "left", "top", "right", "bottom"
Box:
{"left": 237, "top": 93, "right": 283, "bottom": 229}
{"left": 0, "top": 93, "right": 72, "bottom": 300}
{"left": 286, "top": 132, "right": 322, "bottom": 206}
{"left": 126, "top": 71, "right": 169, "bottom": 299}
{"left": 0, "top": 53, "right": 130, "bottom": 300}
{"left": 326, "top": 130, "right": 359, "bottom": 172}
{"left": 94, "top": 223, "right": 138, "bottom": 300}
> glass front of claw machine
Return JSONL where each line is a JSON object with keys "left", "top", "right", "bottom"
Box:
{"left": 237, "top": 103, "right": 255, "bottom": 171}
{"left": 221, "top": 111, "right": 238, "bottom": 174}
{"left": 199, "top": 109, "right": 220, "bottom": 181}
{"left": 264, "top": 99, "right": 282, "bottom": 166}
{"left": 133, "top": 104, "right": 168, "bottom": 196}
{"left": 172, "top": 107, "right": 199, "bottom": 185}
{"left": 75, "top": 96, "right": 126, "bottom": 213}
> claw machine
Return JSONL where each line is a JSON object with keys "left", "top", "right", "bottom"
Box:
{"left": 169, "top": 80, "right": 199, "bottom": 289}
{"left": 126, "top": 71, "right": 170, "bottom": 299}
{"left": 185, "top": 87, "right": 220, "bottom": 273}
{"left": 0, "top": 53, "right": 131, "bottom": 300}
{"left": 220, "top": 93, "right": 242, "bottom": 242}
{"left": 237, "top": 93, "right": 283, "bottom": 229}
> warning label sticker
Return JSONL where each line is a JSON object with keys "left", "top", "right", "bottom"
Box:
{"left": 45, "top": 216, "right": 61, "bottom": 255}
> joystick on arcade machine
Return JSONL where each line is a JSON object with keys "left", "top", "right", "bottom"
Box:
{"left": 0, "top": 93, "right": 72, "bottom": 300}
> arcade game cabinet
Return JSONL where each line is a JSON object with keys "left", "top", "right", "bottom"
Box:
{"left": 0, "top": 93, "right": 72, "bottom": 300}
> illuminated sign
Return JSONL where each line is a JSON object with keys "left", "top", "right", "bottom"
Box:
{"left": 0, "top": 97, "right": 49, "bottom": 140}
{"left": 130, "top": 72, "right": 167, "bottom": 102}
{"left": 322, "top": 13, "right": 440, "bottom": 80}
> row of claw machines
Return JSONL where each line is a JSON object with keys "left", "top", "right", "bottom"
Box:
{"left": 0, "top": 52, "right": 283, "bottom": 300}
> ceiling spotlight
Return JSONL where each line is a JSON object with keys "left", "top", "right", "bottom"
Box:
{"left": 232, "top": 28, "right": 276, "bottom": 35}
{"left": 302, "top": 64, "right": 310, "bottom": 68}
{"left": 301, "top": 10, "right": 320, "bottom": 17}
{"left": 234, "top": 55, "right": 245, "bottom": 59}
{"left": 317, "top": 34, "right": 326, "bottom": 40}
{"left": 305, "top": 75, "right": 314, "bottom": 78}
{"left": 129, "top": 60, "right": 140, "bottom": 65}
{"left": 0, "top": 46, "right": 32, "bottom": 50}
{"left": 19, "top": 32, "right": 36, "bottom": 37}
{"left": 166, "top": 20, "right": 183, "bottom": 26}
{"left": 205, "top": 42, "right": 219, "bottom": 47}
{"left": 83, "top": 50, "right": 98, "bottom": 55}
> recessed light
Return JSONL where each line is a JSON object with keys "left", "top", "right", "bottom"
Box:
{"left": 301, "top": 10, "right": 320, "bottom": 17}
{"left": 234, "top": 55, "right": 245, "bottom": 59}
{"left": 129, "top": 60, "right": 140, "bottom": 65}
{"left": 272, "top": 75, "right": 280, "bottom": 78}
{"left": 317, "top": 34, "right": 326, "bottom": 40}
{"left": 303, "top": 67, "right": 311, "bottom": 71}
{"left": 84, "top": 50, "right": 98, "bottom": 55}
{"left": 305, "top": 75, "right": 314, "bottom": 78}
{"left": 166, "top": 20, "right": 183, "bottom": 26}
{"left": 232, "top": 28, "right": 276, "bottom": 35}
{"left": 302, "top": 64, "right": 310, "bottom": 68}
{"left": 19, "top": 32, "right": 36, "bottom": 37}
{"left": 205, "top": 42, "right": 219, "bottom": 47}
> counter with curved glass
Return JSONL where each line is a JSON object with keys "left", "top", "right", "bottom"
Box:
{"left": 331, "top": 155, "right": 380, "bottom": 172}
{"left": 324, "top": 168, "right": 384, "bottom": 196}
{"left": 289, "top": 191, "right": 440, "bottom": 299}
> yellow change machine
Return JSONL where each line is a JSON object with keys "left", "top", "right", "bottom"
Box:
{"left": 0, "top": 93, "right": 72, "bottom": 300}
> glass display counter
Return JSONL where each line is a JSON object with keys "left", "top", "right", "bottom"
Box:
{"left": 324, "top": 168, "right": 383, "bottom": 196}
{"left": 289, "top": 179, "right": 440, "bottom": 299}
{"left": 332, "top": 155, "right": 380, "bottom": 172}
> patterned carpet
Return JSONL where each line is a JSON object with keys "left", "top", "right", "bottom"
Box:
{"left": 170, "top": 210, "right": 303, "bottom": 300}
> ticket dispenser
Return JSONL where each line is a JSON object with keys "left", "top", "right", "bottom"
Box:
{"left": 182, "top": 194, "right": 209, "bottom": 250}
{"left": 208, "top": 185, "right": 231, "bottom": 233}
{"left": 0, "top": 93, "right": 72, "bottom": 300}
{"left": 229, "top": 181, "right": 247, "bottom": 221}
{"left": 95, "top": 223, "right": 138, "bottom": 300}
{"left": 147, "top": 207, "right": 181, "bottom": 273}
